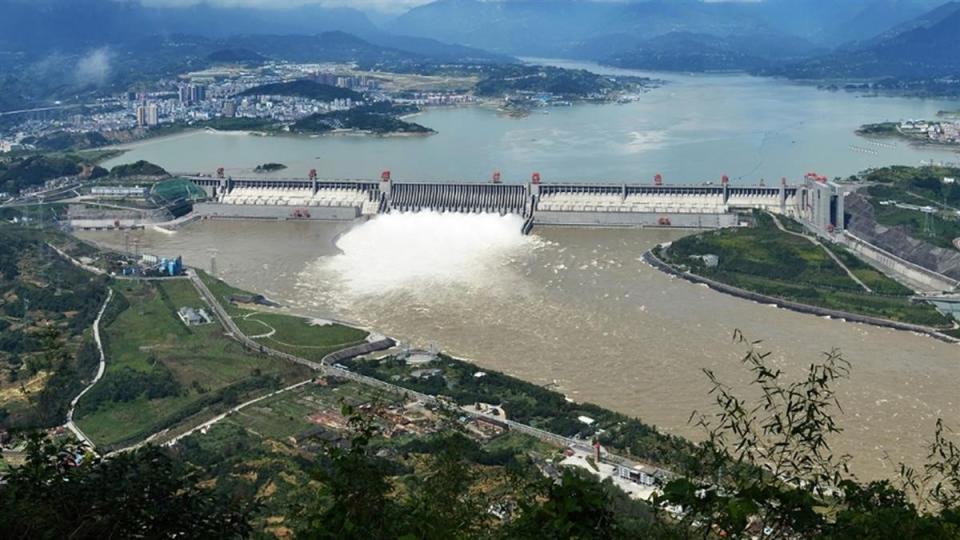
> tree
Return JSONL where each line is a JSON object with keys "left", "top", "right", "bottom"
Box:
{"left": 298, "top": 404, "right": 403, "bottom": 540}
{"left": 507, "top": 469, "right": 648, "bottom": 540}
{"left": 0, "top": 434, "right": 254, "bottom": 539}
{"left": 657, "top": 331, "right": 960, "bottom": 539}
{"left": 399, "top": 433, "right": 492, "bottom": 540}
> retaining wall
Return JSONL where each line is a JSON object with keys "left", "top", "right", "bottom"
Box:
{"left": 193, "top": 202, "right": 360, "bottom": 221}
{"left": 644, "top": 249, "right": 959, "bottom": 344}
{"left": 534, "top": 210, "right": 737, "bottom": 228}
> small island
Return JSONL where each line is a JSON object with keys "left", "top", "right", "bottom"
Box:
{"left": 254, "top": 162, "right": 287, "bottom": 173}
{"left": 290, "top": 102, "right": 433, "bottom": 136}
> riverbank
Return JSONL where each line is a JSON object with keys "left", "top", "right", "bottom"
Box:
{"left": 644, "top": 246, "right": 959, "bottom": 344}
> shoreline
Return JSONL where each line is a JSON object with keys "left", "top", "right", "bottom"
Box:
{"left": 642, "top": 247, "right": 960, "bottom": 345}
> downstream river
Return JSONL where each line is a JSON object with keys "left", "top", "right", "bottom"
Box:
{"left": 92, "top": 64, "right": 960, "bottom": 480}
{"left": 105, "top": 61, "right": 959, "bottom": 183}
{"left": 80, "top": 217, "right": 960, "bottom": 481}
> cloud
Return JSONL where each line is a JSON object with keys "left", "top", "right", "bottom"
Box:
{"left": 75, "top": 48, "right": 113, "bottom": 87}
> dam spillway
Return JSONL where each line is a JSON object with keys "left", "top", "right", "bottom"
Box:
{"left": 387, "top": 182, "right": 529, "bottom": 216}
{"left": 185, "top": 173, "right": 839, "bottom": 234}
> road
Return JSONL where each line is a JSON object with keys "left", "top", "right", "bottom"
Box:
{"left": 161, "top": 379, "right": 314, "bottom": 449}
{"left": 767, "top": 212, "right": 872, "bottom": 292}
{"left": 64, "top": 289, "right": 114, "bottom": 449}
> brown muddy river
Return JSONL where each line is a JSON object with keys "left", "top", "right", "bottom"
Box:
{"left": 80, "top": 215, "right": 960, "bottom": 480}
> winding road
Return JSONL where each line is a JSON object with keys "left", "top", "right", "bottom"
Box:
{"left": 64, "top": 288, "right": 114, "bottom": 449}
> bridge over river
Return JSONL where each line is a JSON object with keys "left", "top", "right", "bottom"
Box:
{"left": 184, "top": 171, "right": 844, "bottom": 234}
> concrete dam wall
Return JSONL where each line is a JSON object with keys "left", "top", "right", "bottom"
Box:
{"left": 183, "top": 175, "right": 827, "bottom": 232}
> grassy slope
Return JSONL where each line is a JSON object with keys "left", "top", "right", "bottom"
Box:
{"left": 199, "top": 271, "right": 369, "bottom": 362}
{"left": 662, "top": 214, "right": 952, "bottom": 327}
{"left": 75, "top": 279, "right": 310, "bottom": 448}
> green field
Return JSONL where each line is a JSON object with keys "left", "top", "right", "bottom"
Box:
{"left": 661, "top": 213, "right": 953, "bottom": 327}
{"left": 74, "top": 279, "right": 311, "bottom": 449}
{"left": 199, "top": 271, "right": 370, "bottom": 362}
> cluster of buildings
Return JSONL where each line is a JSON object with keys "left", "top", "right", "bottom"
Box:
{"left": 0, "top": 62, "right": 388, "bottom": 147}
{"left": 118, "top": 254, "right": 184, "bottom": 277}
{"left": 899, "top": 119, "right": 960, "bottom": 145}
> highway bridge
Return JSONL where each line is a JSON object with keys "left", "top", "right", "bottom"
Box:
{"left": 183, "top": 170, "right": 843, "bottom": 233}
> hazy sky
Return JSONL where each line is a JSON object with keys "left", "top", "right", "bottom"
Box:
{"left": 137, "top": 0, "right": 435, "bottom": 12}
{"left": 136, "top": 0, "right": 761, "bottom": 14}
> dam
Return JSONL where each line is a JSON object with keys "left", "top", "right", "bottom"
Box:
{"left": 187, "top": 170, "right": 844, "bottom": 234}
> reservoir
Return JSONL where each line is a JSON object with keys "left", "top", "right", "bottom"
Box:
{"left": 92, "top": 64, "right": 960, "bottom": 480}
{"left": 105, "top": 62, "right": 960, "bottom": 183}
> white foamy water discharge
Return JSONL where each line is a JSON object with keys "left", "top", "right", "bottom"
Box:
{"left": 316, "top": 211, "right": 542, "bottom": 297}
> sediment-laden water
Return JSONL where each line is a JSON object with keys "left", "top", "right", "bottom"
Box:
{"left": 79, "top": 217, "right": 960, "bottom": 480}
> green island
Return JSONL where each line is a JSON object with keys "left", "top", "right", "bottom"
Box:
{"left": 856, "top": 122, "right": 899, "bottom": 136}
{"left": 5, "top": 221, "right": 960, "bottom": 537}
{"left": 656, "top": 212, "right": 955, "bottom": 329}
{"left": 254, "top": 162, "right": 287, "bottom": 173}
{"left": 290, "top": 102, "right": 433, "bottom": 135}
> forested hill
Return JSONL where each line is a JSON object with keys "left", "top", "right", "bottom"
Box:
{"left": 237, "top": 80, "right": 363, "bottom": 102}
{"left": 0, "top": 226, "right": 111, "bottom": 430}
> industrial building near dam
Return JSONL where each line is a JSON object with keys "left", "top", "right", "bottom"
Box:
{"left": 186, "top": 170, "right": 847, "bottom": 236}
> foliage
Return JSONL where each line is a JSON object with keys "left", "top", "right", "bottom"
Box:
{"left": 109, "top": 159, "right": 168, "bottom": 178}
{"left": 658, "top": 331, "right": 960, "bottom": 539}
{"left": 76, "top": 364, "right": 182, "bottom": 415}
{"left": 0, "top": 434, "right": 254, "bottom": 539}
{"left": 299, "top": 404, "right": 405, "bottom": 540}
{"left": 0, "top": 153, "right": 83, "bottom": 194}
{"left": 661, "top": 212, "right": 952, "bottom": 326}
{"left": 290, "top": 102, "right": 433, "bottom": 135}
{"left": 298, "top": 405, "right": 671, "bottom": 540}
{"left": 473, "top": 64, "right": 636, "bottom": 98}
{"left": 238, "top": 79, "right": 363, "bottom": 102}
{"left": 343, "top": 355, "right": 694, "bottom": 470}
{"left": 0, "top": 224, "right": 110, "bottom": 429}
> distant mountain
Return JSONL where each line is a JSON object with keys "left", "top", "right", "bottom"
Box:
{"left": 602, "top": 32, "right": 821, "bottom": 73}
{"left": 0, "top": 0, "right": 508, "bottom": 64}
{"left": 391, "top": 0, "right": 773, "bottom": 58}
{"left": 774, "top": 1, "right": 960, "bottom": 79}
{"left": 751, "top": 0, "right": 944, "bottom": 46}
{"left": 390, "top": 0, "right": 949, "bottom": 72}
{"left": 0, "top": 0, "right": 378, "bottom": 51}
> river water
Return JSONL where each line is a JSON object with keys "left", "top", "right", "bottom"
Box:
{"left": 79, "top": 217, "right": 960, "bottom": 480}
{"left": 91, "top": 64, "right": 960, "bottom": 480}
{"left": 105, "top": 61, "right": 959, "bottom": 184}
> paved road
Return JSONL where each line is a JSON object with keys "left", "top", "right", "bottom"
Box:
{"left": 768, "top": 213, "right": 872, "bottom": 292}
{"left": 161, "top": 379, "right": 314, "bottom": 448}
{"left": 64, "top": 289, "right": 114, "bottom": 449}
